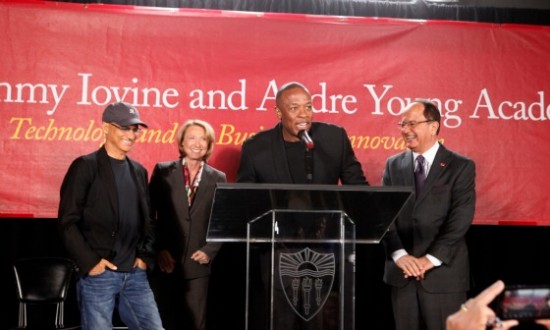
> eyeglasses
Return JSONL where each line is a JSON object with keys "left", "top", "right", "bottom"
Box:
{"left": 396, "top": 120, "right": 434, "bottom": 129}
{"left": 110, "top": 122, "right": 142, "bottom": 134}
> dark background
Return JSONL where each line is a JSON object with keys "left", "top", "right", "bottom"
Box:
{"left": 3, "top": 219, "right": 550, "bottom": 329}
{"left": 3, "top": 0, "right": 550, "bottom": 329}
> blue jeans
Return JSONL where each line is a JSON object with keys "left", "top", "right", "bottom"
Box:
{"left": 77, "top": 267, "right": 163, "bottom": 330}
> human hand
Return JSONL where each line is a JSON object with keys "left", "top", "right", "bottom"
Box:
{"left": 396, "top": 255, "right": 424, "bottom": 279}
{"left": 536, "top": 319, "right": 550, "bottom": 329}
{"left": 88, "top": 258, "right": 117, "bottom": 275}
{"left": 191, "top": 250, "right": 210, "bottom": 265}
{"left": 157, "top": 249, "right": 176, "bottom": 273}
{"left": 412, "top": 256, "right": 436, "bottom": 280}
{"left": 133, "top": 257, "right": 147, "bottom": 270}
{"left": 446, "top": 280, "right": 519, "bottom": 330}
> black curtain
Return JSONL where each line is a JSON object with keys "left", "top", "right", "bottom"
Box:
{"left": 54, "top": 0, "right": 550, "bottom": 25}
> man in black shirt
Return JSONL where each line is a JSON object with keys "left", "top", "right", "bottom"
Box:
{"left": 58, "top": 102, "right": 163, "bottom": 330}
{"left": 237, "top": 82, "right": 368, "bottom": 329}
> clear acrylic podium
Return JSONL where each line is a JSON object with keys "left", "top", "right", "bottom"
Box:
{"left": 207, "top": 183, "right": 413, "bottom": 330}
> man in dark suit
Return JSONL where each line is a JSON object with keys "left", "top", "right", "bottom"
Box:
{"left": 149, "top": 119, "right": 226, "bottom": 330}
{"left": 237, "top": 81, "right": 368, "bottom": 329}
{"left": 382, "top": 99, "right": 476, "bottom": 330}
{"left": 237, "top": 81, "right": 367, "bottom": 185}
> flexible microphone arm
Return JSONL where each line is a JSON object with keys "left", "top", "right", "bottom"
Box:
{"left": 304, "top": 147, "right": 313, "bottom": 183}
{"left": 298, "top": 130, "right": 314, "bottom": 150}
{"left": 298, "top": 130, "right": 314, "bottom": 183}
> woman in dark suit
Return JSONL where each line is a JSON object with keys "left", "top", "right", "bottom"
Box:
{"left": 149, "top": 119, "right": 226, "bottom": 330}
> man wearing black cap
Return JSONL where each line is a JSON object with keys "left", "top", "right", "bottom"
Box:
{"left": 58, "top": 102, "right": 163, "bottom": 329}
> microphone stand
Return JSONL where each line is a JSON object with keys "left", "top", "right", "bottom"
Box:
{"left": 305, "top": 148, "right": 313, "bottom": 184}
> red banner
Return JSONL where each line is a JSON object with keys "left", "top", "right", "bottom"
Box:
{"left": 1, "top": 0, "right": 549, "bottom": 224}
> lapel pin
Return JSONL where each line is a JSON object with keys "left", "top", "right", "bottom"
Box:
{"left": 440, "top": 162, "right": 446, "bottom": 167}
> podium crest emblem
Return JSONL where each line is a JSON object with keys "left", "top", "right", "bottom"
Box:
{"left": 279, "top": 247, "right": 335, "bottom": 321}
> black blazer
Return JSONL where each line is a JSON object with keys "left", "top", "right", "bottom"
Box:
{"left": 149, "top": 160, "right": 226, "bottom": 279}
{"left": 382, "top": 144, "right": 476, "bottom": 292}
{"left": 58, "top": 146, "right": 155, "bottom": 277}
{"left": 237, "top": 122, "right": 367, "bottom": 185}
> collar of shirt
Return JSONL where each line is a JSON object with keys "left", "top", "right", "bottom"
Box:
{"left": 181, "top": 159, "right": 205, "bottom": 188}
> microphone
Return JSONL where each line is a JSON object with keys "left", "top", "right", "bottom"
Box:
{"left": 298, "top": 130, "right": 314, "bottom": 150}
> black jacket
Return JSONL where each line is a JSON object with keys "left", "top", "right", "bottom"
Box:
{"left": 58, "top": 146, "right": 155, "bottom": 277}
{"left": 149, "top": 160, "right": 226, "bottom": 279}
{"left": 237, "top": 121, "right": 367, "bottom": 185}
{"left": 382, "top": 144, "right": 476, "bottom": 292}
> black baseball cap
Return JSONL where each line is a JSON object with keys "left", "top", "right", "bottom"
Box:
{"left": 102, "top": 102, "right": 148, "bottom": 128}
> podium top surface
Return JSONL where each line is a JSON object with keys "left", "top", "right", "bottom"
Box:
{"left": 207, "top": 183, "right": 413, "bottom": 244}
